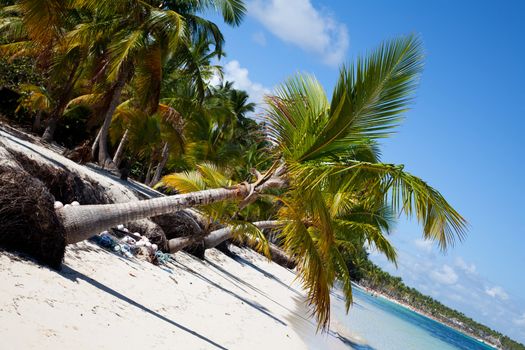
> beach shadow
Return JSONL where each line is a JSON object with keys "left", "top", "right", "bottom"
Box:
{"left": 285, "top": 296, "right": 378, "bottom": 350}
{"left": 231, "top": 253, "right": 303, "bottom": 297}
{"left": 332, "top": 332, "right": 377, "bottom": 350}
{"left": 204, "top": 259, "right": 314, "bottom": 324}
{"left": 60, "top": 265, "right": 228, "bottom": 350}
{"left": 171, "top": 259, "right": 287, "bottom": 327}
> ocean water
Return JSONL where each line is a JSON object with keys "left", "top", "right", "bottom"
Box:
{"left": 331, "top": 286, "right": 495, "bottom": 350}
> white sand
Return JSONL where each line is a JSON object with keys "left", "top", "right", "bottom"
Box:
{"left": 0, "top": 244, "right": 351, "bottom": 349}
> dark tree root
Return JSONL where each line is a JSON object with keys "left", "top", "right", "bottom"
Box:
{"left": 0, "top": 166, "right": 66, "bottom": 270}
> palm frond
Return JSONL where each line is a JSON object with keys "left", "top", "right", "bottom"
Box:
{"left": 229, "top": 220, "right": 271, "bottom": 259}
{"left": 331, "top": 246, "right": 353, "bottom": 312}
{"left": 277, "top": 203, "right": 333, "bottom": 330}
{"left": 298, "top": 160, "right": 467, "bottom": 250}
{"left": 160, "top": 170, "right": 206, "bottom": 194}
{"left": 266, "top": 35, "right": 424, "bottom": 163}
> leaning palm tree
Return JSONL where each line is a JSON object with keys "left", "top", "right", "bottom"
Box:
{"left": 23, "top": 35, "right": 465, "bottom": 329}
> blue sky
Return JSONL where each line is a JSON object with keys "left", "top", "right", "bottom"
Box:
{"left": 208, "top": 0, "right": 525, "bottom": 342}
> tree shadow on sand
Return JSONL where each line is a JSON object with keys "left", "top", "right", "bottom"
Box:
{"left": 170, "top": 258, "right": 287, "bottom": 327}
{"left": 60, "top": 265, "right": 228, "bottom": 350}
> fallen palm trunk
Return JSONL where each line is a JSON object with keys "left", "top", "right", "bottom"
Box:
{"left": 167, "top": 220, "right": 296, "bottom": 268}
{"left": 167, "top": 220, "right": 281, "bottom": 253}
{"left": 1, "top": 127, "right": 288, "bottom": 268}
{"left": 203, "top": 220, "right": 281, "bottom": 249}
{"left": 60, "top": 164, "right": 287, "bottom": 245}
{"left": 60, "top": 186, "right": 251, "bottom": 244}
{"left": 266, "top": 242, "right": 296, "bottom": 269}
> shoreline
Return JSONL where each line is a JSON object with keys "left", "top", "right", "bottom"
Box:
{"left": 354, "top": 283, "right": 500, "bottom": 349}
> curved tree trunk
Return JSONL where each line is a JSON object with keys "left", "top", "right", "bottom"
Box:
{"left": 203, "top": 220, "right": 281, "bottom": 249}
{"left": 97, "top": 64, "right": 131, "bottom": 168}
{"left": 60, "top": 185, "right": 251, "bottom": 244}
{"left": 112, "top": 128, "right": 129, "bottom": 167}
{"left": 42, "top": 59, "right": 81, "bottom": 142}
{"left": 149, "top": 142, "right": 169, "bottom": 186}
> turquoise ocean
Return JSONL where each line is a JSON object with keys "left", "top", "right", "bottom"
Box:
{"left": 331, "top": 286, "right": 496, "bottom": 350}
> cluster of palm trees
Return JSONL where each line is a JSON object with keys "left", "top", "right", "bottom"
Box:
{"left": 1, "top": 0, "right": 255, "bottom": 176}
{"left": 1, "top": 1, "right": 467, "bottom": 331}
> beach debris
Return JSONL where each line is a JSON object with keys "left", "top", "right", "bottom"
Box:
{"left": 54, "top": 201, "right": 64, "bottom": 209}
{"left": 155, "top": 251, "right": 173, "bottom": 264}
{"left": 71, "top": 201, "right": 80, "bottom": 206}
{"left": 89, "top": 225, "right": 172, "bottom": 265}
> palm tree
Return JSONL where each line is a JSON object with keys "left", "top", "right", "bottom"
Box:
{"left": 71, "top": 0, "right": 246, "bottom": 168}
{"left": 109, "top": 100, "right": 184, "bottom": 180}
{"left": 54, "top": 35, "right": 466, "bottom": 330}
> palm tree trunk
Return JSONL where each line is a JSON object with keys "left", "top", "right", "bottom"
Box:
{"left": 32, "top": 111, "right": 42, "bottom": 133}
{"left": 167, "top": 220, "right": 295, "bottom": 268}
{"left": 168, "top": 220, "right": 280, "bottom": 253}
{"left": 60, "top": 184, "right": 252, "bottom": 244}
{"left": 203, "top": 220, "right": 281, "bottom": 249}
{"left": 144, "top": 161, "right": 154, "bottom": 184}
{"left": 112, "top": 128, "right": 129, "bottom": 167}
{"left": 97, "top": 64, "right": 131, "bottom": 168}
{"left": 42, "top": 58, "right": 81, "bottom": 142}
{"left": 149, "top": 142, "right": 169, "bottom": 186}
{"left": 41, "top": 112, "right": 59, "bottom": 142}
{"left": 91, "top": 127, "right": 102, "bottom": 160}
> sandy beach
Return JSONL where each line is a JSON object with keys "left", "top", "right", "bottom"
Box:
{"left": 0, "top": 123, "right": 360, "bottom": 349}
{"left": 0, "top": 242, "right": 356, "bottom": 349}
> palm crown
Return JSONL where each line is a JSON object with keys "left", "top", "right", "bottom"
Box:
{"left": 161, "top": 35, "right": 467, "bottom": 329}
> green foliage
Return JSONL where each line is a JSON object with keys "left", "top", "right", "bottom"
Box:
{"left": 0, "top": 57, "right": 43, "bottom": 89}
{"left": 260, "top": 35, "right": 466, "bottom": 329}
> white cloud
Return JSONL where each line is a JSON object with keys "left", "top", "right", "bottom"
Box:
{"left": 485, "top": 286, "right": 509, "bottom": 301}
{"left": 455, "top": 257, "right": 476, "bottom": 274}
{"left": 211, "top": 60, "right": 271, "bottom": 108}
{"left": 252, "top": 31, "right": 267, "bottom": 46}
{"left": 248, "top": 0, "right": 349, "bottom": 65}
{"left": 414, "top": 239, "right": 433, "bottom": 253}
{"left": 430, "top": 265, "right": 458, "bottom": 285}
{"left": 514, "top": 313, "right": 525, "bottom": 326}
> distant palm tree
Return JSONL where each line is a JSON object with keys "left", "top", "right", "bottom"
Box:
{"left": 56, "top": 35, "right": 467, "bottom": 330}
